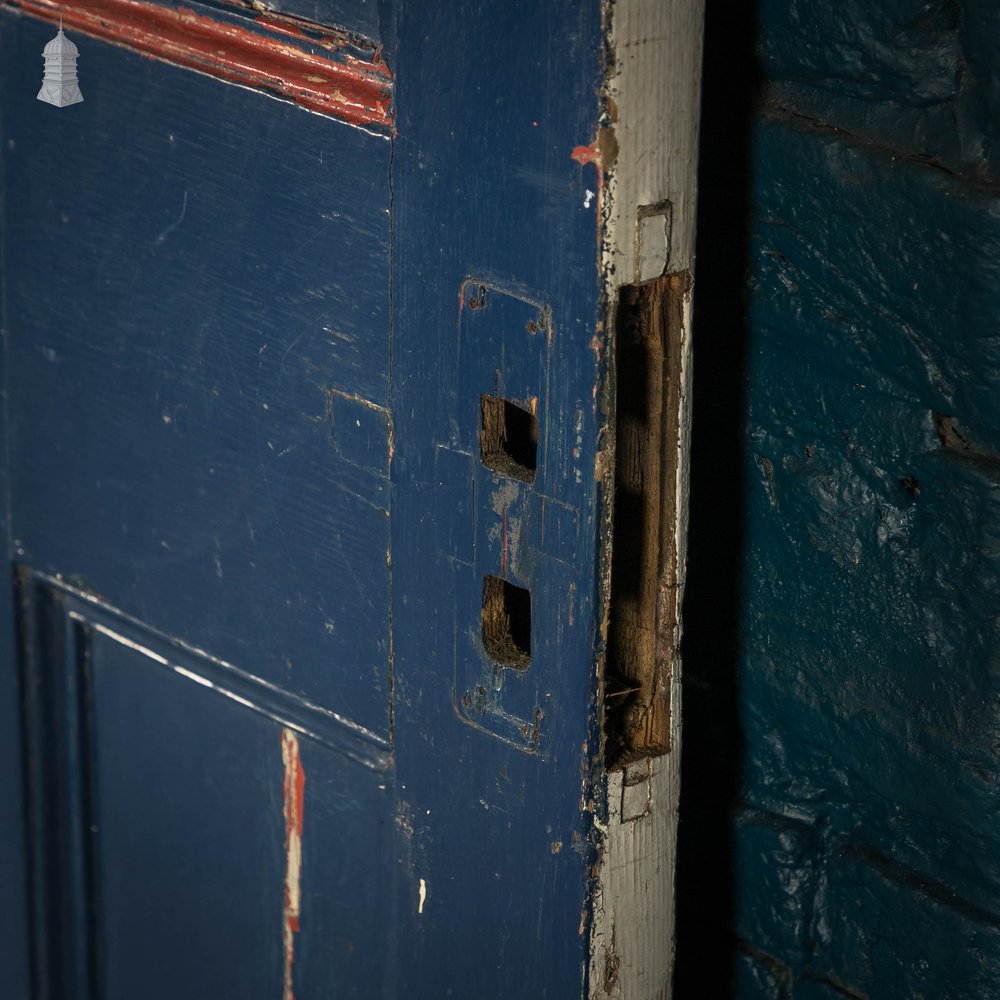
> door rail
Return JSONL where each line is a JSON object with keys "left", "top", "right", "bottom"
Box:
{"left": 7, "top": 0, "right": 394, "bottom": 130}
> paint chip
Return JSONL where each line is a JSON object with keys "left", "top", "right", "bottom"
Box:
{"left": 418, "top": 877, "right": 427, "bottom": 915}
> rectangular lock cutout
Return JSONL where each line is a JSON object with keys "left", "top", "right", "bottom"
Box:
{"left": 605, "top": 272, "right": 688, "bottom": 767}
{"left": 480, "top": 395, "right": 538, "bottom": 483}
{"left": 481, "top": 575, "right": 531, "bottom": 669}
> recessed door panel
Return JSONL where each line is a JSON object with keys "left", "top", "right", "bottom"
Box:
{"left": 19, "top": 575, "right": 392, "bottom": 1000}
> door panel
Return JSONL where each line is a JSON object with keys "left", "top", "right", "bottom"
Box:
{"left": 20, "top": 575, "right": 392, "bottom": 1000}
{"left": 4, "top": 10, "right": 392, "bottom": 737}
{"left": 84, "top": 611, "right": 391, "bottom": 1000}
{"left": 3, "top": 3, "right": 396, "bottom": 998}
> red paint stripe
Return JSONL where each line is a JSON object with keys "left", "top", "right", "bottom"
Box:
{"left": 281, "top": 729, "right": 305, "bottom": 1000}
{"left": 10, "top": 0, "right": 393, "bottom": 129}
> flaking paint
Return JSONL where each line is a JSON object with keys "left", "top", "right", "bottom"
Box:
{"left": 8, "top": 0, "right": 394, "bottom": 128}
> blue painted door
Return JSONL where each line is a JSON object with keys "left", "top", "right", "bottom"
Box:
{"left": 0, "top": 1, "right": 608, "bottom": 996}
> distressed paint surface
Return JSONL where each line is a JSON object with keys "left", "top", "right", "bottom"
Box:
{"left": 3, "top": 2, "right": 395, "bottom": 996}
{"left": 588, "top": 1, "right": 703, "bottom": 997}
{"left": 16, "top": 574, "right": 394, "bottom": 998}
{"left": 8, "top": 0, "right": 393, "bottom": 128}
{"left": 3, "top": 6, "right": 393, "bottom": 736}
{"left": 0, "top": 0, "right": 680, "bottom": 995}
{"left": 252, "top": 0, "right": 382, "bottom": 41}
{"left": 679, "top": 0, "right": 1000, "bottom": 996}
{"left": 390, "top": 1, "right": 620, "bottom": 994}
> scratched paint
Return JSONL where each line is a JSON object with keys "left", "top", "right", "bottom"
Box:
{"left": 0, "top": 0, "right": 676, "bottom": 994}
{"left": 281, "top": 729, "right": 305, "bottom": 1000}
{"left": 9, "top": 0, "right": 394, "bottom": 129}
{"left": 488, "top": 481, "right": 522, "bottom": 577}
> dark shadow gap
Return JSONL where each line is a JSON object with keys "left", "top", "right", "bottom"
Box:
{"left": 673, "top": 0, "right": 760, "bottom": 993}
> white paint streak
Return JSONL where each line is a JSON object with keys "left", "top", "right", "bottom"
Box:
{"left": 172, "top": 665, "right": 215, "bottom": 688}
{"left": 220, "top": 690, "right": 254, "bottom": 710}
{"left": 93, "top": 623, "right": 256, "bottom": 706}
{"left": 285, "top": 825, "right": 302, "bottom": 921}
{"left": 418, "top": 877, "right": 427, "bottom": 915}
{"left": 91, "top": 623, "right": 170, "bottom": 666}
{"left": 589, "top": 1, "right": 704, "bottom": 998}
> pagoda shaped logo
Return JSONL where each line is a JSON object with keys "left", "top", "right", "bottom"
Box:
{"left": 37, "top": 21, "right": 83, "bottom": 108}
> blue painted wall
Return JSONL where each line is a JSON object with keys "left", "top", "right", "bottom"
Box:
{"left": 678, "top": 2, "right": 1000, "bottom": 997}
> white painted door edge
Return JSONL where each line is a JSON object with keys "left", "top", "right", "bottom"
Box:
{"left": 589, "top": 1, "right": 704, "bottom": 997}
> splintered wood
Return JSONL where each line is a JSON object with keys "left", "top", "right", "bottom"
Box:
{"left": 606, "top": 272, "right": 687, "bottom": 766}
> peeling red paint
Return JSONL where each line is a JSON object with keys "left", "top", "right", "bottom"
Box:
{"left": 343, "top": 50, "right": 393, "bottom": 81}
{"left": 281, "top": 729, "right": 305, "bottom": 1000}
{"left": 9, "top": 0, "right": 394, "bottom": 129}
{"left": 571, "top": 142, "right": 601, "bottom": 167}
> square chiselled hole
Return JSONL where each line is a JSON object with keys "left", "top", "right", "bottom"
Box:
{"left": 481, "top": 574, "right": 531, "bottom": 669}
{"left": 480, "top": 395, "right": 538, "bottom": 482}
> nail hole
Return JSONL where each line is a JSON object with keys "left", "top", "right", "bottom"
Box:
{"left": 481, "top": 574, "right": 531, "bottom": 669}
{"left": 480, "top": 394, "right": 538, "bottom": 482}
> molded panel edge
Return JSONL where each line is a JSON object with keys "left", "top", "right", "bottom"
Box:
{"left": 6, "top": 0, "right": 393, "bottom": 129}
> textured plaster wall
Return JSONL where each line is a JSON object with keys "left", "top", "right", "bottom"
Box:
{"left": 676, "top": 2, "right": 1000, "bottom": 998}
